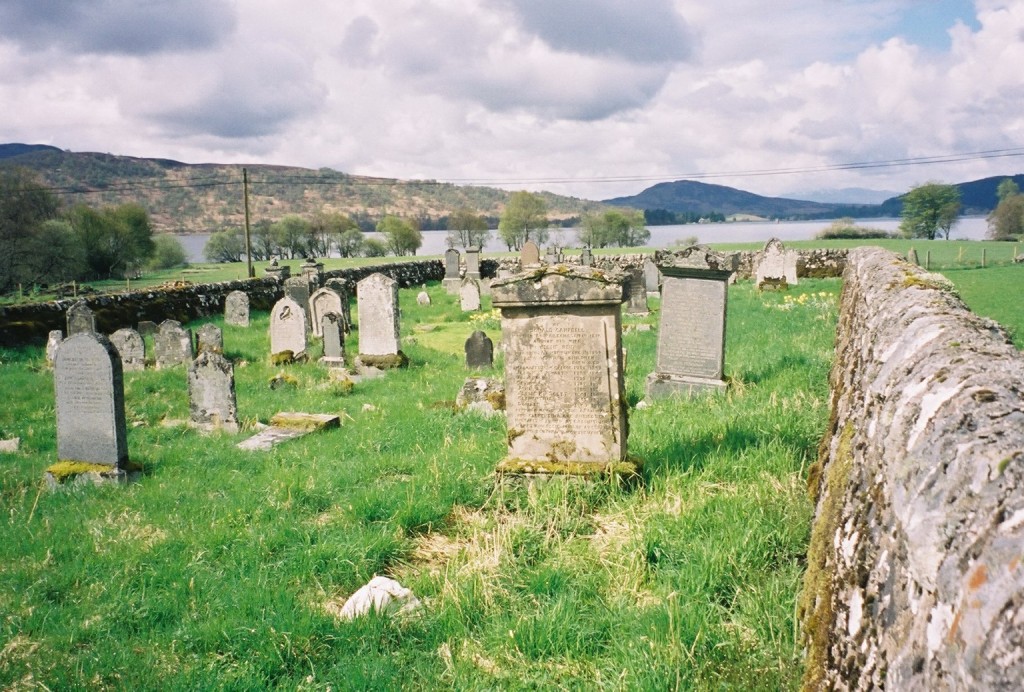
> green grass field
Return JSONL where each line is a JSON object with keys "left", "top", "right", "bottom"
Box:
{"left": 0, "top": 277, "right": 841, "bottom": 689}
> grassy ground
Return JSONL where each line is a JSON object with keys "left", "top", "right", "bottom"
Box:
{"left": 0, "top": 277, "right": 839, "bottom": 689}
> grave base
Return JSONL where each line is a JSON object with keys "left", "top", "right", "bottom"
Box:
{"left": 355, "top": 352, "right": 409, "bottom": 370}
{"left": 645, "top": 372, "right": 728, "bottom": 399}
{"left": 442, "top": 278, "right": 462, "bottom": 295}
{"left": 45, "top": 460, "right": 143, "bottom": 489}
{"left": 495, "top": 457, "right": 641, "bottom": 479}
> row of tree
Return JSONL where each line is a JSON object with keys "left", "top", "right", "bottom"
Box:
{"left": 899, "top": 179, "right": 1023, "bottom": 241}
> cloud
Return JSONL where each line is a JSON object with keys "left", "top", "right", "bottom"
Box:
{"left": 0, "top": 0, "right": 235, "bottom": 55}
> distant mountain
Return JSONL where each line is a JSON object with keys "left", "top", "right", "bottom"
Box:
{"left": 782, "top": 187, "right": 900, "bottom": 205}
{"left": 0, "top": 143, "right": 62, "bottom": 159}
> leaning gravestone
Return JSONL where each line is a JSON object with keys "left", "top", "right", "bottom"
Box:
{"left": 465, "top": 247, "right": 481, "bottom": 282}
{"left": 109, "top": 328, "right": 146, "bottom": 372}
{"left": 521, "top": 241, "right": 541, "bottom": 268}
{"left": 45, "top": 330, "right": 62, "bottom": 368}
{"left": 646, "top": 247, "right": 738, "bottom": 398}
{"left": 356, "top": 273, "right": 406, "bottom": 368}
{"left": 284, "top": 276, "right": 314, "bottom": 331}
{"left": 66, "top": 300, "right": 95, "bottom": 335}
{"left": 443, "top": 248, "right": 462, "bottom": 294}
{"left": 624, "top": 267, "right": 649, "bottom": 315}
{"left": 188, "top": 350, "right": 239, "bottom": 433}
{"left": 755, "top": 237, "right": 798, "bottom": 289}
{"left": 465, "top": 330, "right": 493, "bottom": 369}
{"left": 155, "top": 320, "right": 194, "bottom": 369}
{"left": 224, "top": 290, "right": 250, "bottom": 327}
{"left": 196, "top": 324, "right": 223, "bottom": 354}
{"left": 309, "top": 286, "right": 346, "bottom": 338}
{"left": 460, "top": 278, "right": 482, "bottom": 312}
{"left": 53, "top": 331, "right": 129, "bottom": 472}
{"left": 491, "top": 266, "right": 635, "bottom": 477}
{"left": 320, "top": 313, "right": 345, "bottom": 366}
{"left": 270, "top": 296, "right": 307, "bottom": 360}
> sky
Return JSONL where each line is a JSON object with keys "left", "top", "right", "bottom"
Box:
{"left": 1, "top": 0, "right": 1022, "bottom": 202}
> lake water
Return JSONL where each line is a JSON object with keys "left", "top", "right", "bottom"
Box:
{"left": 175, "top": 217, "right": 991, "bottom": 263}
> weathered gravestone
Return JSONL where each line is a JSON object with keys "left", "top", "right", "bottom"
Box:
{"left": 460, "top": 278, "right": 482, "bottom": 312}
{"left": 137, "top": 320, "right": 157, "bottom": 337}
{"left": 300, "top": 257, "right": 324, "bottom": 288}
{"left": 624, "top": 267, "right": 649, "bottom": 315}
{"left": 491, "top": 266, "right": 635, "bottom": 477}
{"left": 755, "top": 237, "right": 798, "bottom": 289}
{"left": 66, "top": 300, "right": 95, "bottom": 335}
{"left": 320, "top": 313, "right": 345, "bottom": 366}
{"left": 356, "top": 273, "right": 406, "bottom": 368}
{"left": 237, "top": 412, "right": 340, "bottom": 451}
{"left": 323, "top": 279, "right": 353, "bottom": 332}
{"left": 465, "top": 330, "right": 493, "bottom": 369}
{"left": 188, "top": 350, "right": 239, "bottom": 433}
{"left": 45, "top": 330, "right": 62, "bottom": 368}
{"left": 580, "top": 247, "right": 594, "bottom": 267}
{"left": 443, "top": 248, "right": 461, "bottom": 294}
{"left": 465, "top": 247, "right": 481, "bottom": 282}
{"left": 224, "top": 290, "right": 250, "bottom": 327}
{"left": 52, "top": 331, "right": 130, "bottom": 473}
{"left": 109, "top": 328, "right": 146, "bottom": 371}
{"left": 270, "top": 296, "right": 307, "bottom": 360}
{"left": 196, "top": 324, "right": 223, "bottom": 354}
{"left": 264, "top": 258, "right": 290, "bottom": 281}
{"left": 643, "top": 256, "right": 661, "bottom": 294}
{"left": 416, "top": 291, "right": 431, "bottom": 306}
{"left": 155, "top": 320, "right": 194, "bottom": 369}
{"left": 521, "top": 241, "right": 541, "bottom": 268}
{"left": 309, "top": 286, "right": 347, "bottom": 338}
{"left": 284, "top": 276, "right": 314, "bottom": 331}
{"left": 646, "top": 247, "right": 738, "bottom": 398}
{"left": 545, "top": 245, "right": 559, "bottom": 264}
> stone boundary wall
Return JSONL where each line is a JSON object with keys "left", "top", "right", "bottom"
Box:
{"left": 0, "top": 260, "right": 442, "bottom": 347}
{"left": 800, "top": 247, "right": 1024, "bottom": 690}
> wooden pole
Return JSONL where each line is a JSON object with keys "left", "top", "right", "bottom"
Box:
{"left": 243, "top": 168, "right": 254, "bottom": 278}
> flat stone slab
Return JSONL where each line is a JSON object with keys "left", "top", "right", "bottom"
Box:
{"left": 236, "top": 412, "right": 340, "bottom": 451}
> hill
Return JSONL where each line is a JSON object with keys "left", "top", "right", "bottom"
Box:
{"left": 0, "top": 145, "right": 605, "bottom": 234}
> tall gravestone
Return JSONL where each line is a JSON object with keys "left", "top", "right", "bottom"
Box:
{"left": 465, "top": 247, "right": 481, "bottom": 282}
{"left": 521, "top": 241, "right": 541, "bottom": 268}
{"left": 224, "top": 290, "right": 250, "bottom": 327}
{"left": 270, "top": 296, "right": 307, "bottom": 359}
{"left": 324, "top": 279, "right": 352, "bottom": 333}
{"left": 443, "top": 248, "right": 462, "bottom": 294}
{"left": 284, "top": 276, "right": 314, "bottom": 331}
{"left": 53, "top": 332, "right": 129, "bottom": 468}
{"left": 646, "top": 247, "right": 738, "bottom": 398}
{"left": 188, "top": 350, "right": 239, "bottom": 433}
{"left": 66, "top": 300, "right": 95, "bottom": 335}
{"left": 644, "top": 257, "right": 661, "bottom": 294}
{"left": 155, "top": 320, "right": 194, "bottom": 369}
{"left": 755, "top": 237, "right": 798, "bottom": 289}
{"left": 491, "top": 266, "right": 635, "bottom": 476}
{"left": 320, "top": 313, "right": 345, "bottom": 365}
{"left": 196, "top": 324, "right": 223, "bottom": 354}
{"left": 624, "top": 268, "right": 649, "bottom": 315}
{"left": 356, "top": 273, "right": 405, "bottom": 368}
{"left": 309, "top": 286, "right": 346, "bottom": 338}
{"left": 460, "top": 278, "right": 482, "bottom": 312}
{"left": 465, "top": 330, "right": 493, "bottom": 369}
{"left": 109, "top": 328, "right": 146, "bottom": 371}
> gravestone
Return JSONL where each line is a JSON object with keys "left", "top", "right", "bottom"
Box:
{"left": 460, "top": 278, "right": 482, "bottom": 312}
{"left": 46, "top": 330, "right": 62, "bottom": 368}
{"left": 356, "top": 272, "right": 405, "bottom": 368}
{"left": 224, "top": 290, "right": 250, "bottom": 327}
{"left": 320, "top": 313, "right": 345, "bottom": 365}
{"left": 465, "top": 247, "right": 481, "bottom": 282}
{"left": 521, "top": 241, "right": 541, "bottom": 268}
{"left": 491, "top": 266, "right": 635, "bottom": 476}
{"left": 644, "top": 257, "right": 661, "bottom": 294}
{"left": 755, "top": 237, "right": 798, "bottom": 289}
{"left": 624, "top": 268, "right": 649, "bottom": 315}
{"left": 137, "top": 320, "right": 158, "bottom": 337}
{"left": 264, "top": 258, "right": 291, "bottom": 281}
{"left": 284, "top": 276, "right": 314, "bottom": 331}
{"left": 154, "top": 320, "right": 194, "bottom": 369}
{"left": 66, "top": 300, "right": 95, "bottom": 335}
{"left": 465, "top": 330, "right": 493, "bottom": 369}
{"left": 580, "top": 247, "right": 594, "bottom": 267}
{"left": 416, "top": 291, "right": 431, "bottom": 306}
{"left": 188, "top": 350, "right": 239, "bottom": 433}
{"left": 545, "top": 245, "right": 559, "bottom": 264}
{"left": 309, "top": 286, "right": 347, "bottom": 338}
{"left": 443, "top": 248, "right": 462, "bottom": 294}
{"left": 109, "top": 328, "right": 146, "bottom": 371}
{"left": 300, "top": 257, "right": 324, "bottom": 287}
{"left": 324, "top": 279, "right": 353, "bottom": 332}
{"left": 270, "top": 296, "right": 307, "bottom": 359}
{"left": 196, "top": 324, "right": 223, "bottom": 354}
{"left": 646, "top": 247, "right": 738, "bottom": 398}
{"left": 53, "top": 331, "right": 128, "bottom": 468}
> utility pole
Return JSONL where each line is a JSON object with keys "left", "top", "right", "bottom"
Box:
{"left": 243, "top": 168, "right": 254, "bottom": 278}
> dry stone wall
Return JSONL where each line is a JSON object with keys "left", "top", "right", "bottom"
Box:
{"left": 801, "top": 247, "right": 1024, "bottom": 690}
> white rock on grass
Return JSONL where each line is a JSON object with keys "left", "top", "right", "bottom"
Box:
{"left": 338, "top": 576, "right": 421, "bottom": 620}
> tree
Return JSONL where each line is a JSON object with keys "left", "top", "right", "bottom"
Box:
{"left": 0, "top": 167, "right": 61, "bottom": 292}
{"left": 335, "top": 226, "right": 365, "bottom": 257}
{"left": 362, "top": 237, "right": 389, "bottom": 257}
{"left": 69, "top": 203, "right": 156, "bottom": 279}
{"left": 579, "top": 208, "right": 649, "bottom": 248}
{"left": 272, "top": 215, "right": 311, "bottom": 258}
{"left": 149, "top": 234, "right": 189, "bottom": 269}
{"left": 899, "top": 182, "right": 961, "bottom": 240}
{"left": 498, "top": 191, "right": 548, "bottom": 250}
{"left": 988, "top": 179, "right": 1024, "bottom": 240}
{"left": 446, "top": 208, "right": 490, "bottom": 249}
{"left": 377, "top": 215, "right": 423, "bottom": 256}
{"left": 24, "top": 219, "right": 86, "bottom": 286}
{"left": 204, "top": 229, "right": 246, "bottom": 263}
{"left": 251, "top": 219, "right": 277, "bottom": 260}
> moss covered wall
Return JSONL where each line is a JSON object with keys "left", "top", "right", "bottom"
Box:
{"left": 800, "top": 247, "right": 1024, "bottom": 690}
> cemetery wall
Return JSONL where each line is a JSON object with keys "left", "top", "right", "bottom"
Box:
{"left": 801, "top": 247, "right": 1024, "bottom": 690}
{"left": 0, "top": 260, "right": 443, "bottom": 346}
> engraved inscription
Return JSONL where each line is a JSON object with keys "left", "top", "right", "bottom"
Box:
{"left": 657, "top": 277, "right": 725, "bottom": 378}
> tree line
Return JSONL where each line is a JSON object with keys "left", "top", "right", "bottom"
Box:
{"left": 898, "top": 179, "right": 1023, "bottom": 240}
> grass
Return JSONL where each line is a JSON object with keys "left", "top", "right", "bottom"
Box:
{"left": 0, "top": 276, "right": 843, "bottom": 689}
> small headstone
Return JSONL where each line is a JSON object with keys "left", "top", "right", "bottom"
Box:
{"left": 196, "top": 324, "right": 223, "bottom": 354}
{"left": 465, "top": 330, "right": 494, "bottom": 369}
{"left": 284, "top": 276, "right": 314, "bottom": 331}
{"left": 137, "top": 320, "right": 158, "bottom": 336}
{"left": 66, "top": 300, "right": 95, "bottom": 336}
{"left": 465, "top": 247, "right": 481, "bottom": 281}
{"left": 755, "top": 237, "right": 798, "bottom": 289}
{"left": 264, "top": 259, "right": 291, "bottom": 281}
{"left": 109, "top": 328, "right": 146, "bottom": 371}
{"left": 224, "top": 290, "right": 250, "bottom": 327}
{"left": 270, "top": 296, "right": 307, "bottom": 359}
{"left": 53, "top": 331, "right": 128, "bottom": 467}
{"left": 356, "top": 273, "right": 402, "bottom": 361}
{"left": 443, "top": 248, "right": 462, "bottom": 294}
{"left": 646, "top": 247, "right": 738, "bottom": 398}
{"left": 491, "top": 266, "right": 635, "bottom": 477}
{"left": 545, "top": 245, "right": 559, "bottom": 264}
{"left": 580, "top": 247, "right": 594, "bottom": 267}
{"left": 45, "top": 330, "right": 62, "bottom": 368}
{"left": 154, "top": 320, "right": 194, "bottom": 369}
{"left": 321, "top": 313, "right": 345, "bottom": 365}
{"left": 460, "top": 278, "right": 482, "bottom": 312}
{"left": 643, "top": 257, "right": 661, "bottom": 294}
{"left": 624, "top": 268, "right": 649, "bottom": 315}
{"left": 521, "top": 241, "right": 541, "bottom": 268}
{"left": 416, "top": 291, "right": 431, "bottom": 306}
{"left": 188, "top": 350, "right": 239, "bottom": 433}
{"left": 309, "top": 286, "right": 347, "bottom": 338}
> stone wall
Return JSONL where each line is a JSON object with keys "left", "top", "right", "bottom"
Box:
{"left": 800, "top": 247, "right": 1024, "bottom": 690}
{"left": 0, "top": 260, "right": 443, "bottom": 346}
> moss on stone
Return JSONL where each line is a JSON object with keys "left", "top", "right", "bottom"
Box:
{"left": 357, "top": 351, "right": 409, "bottom": 369}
